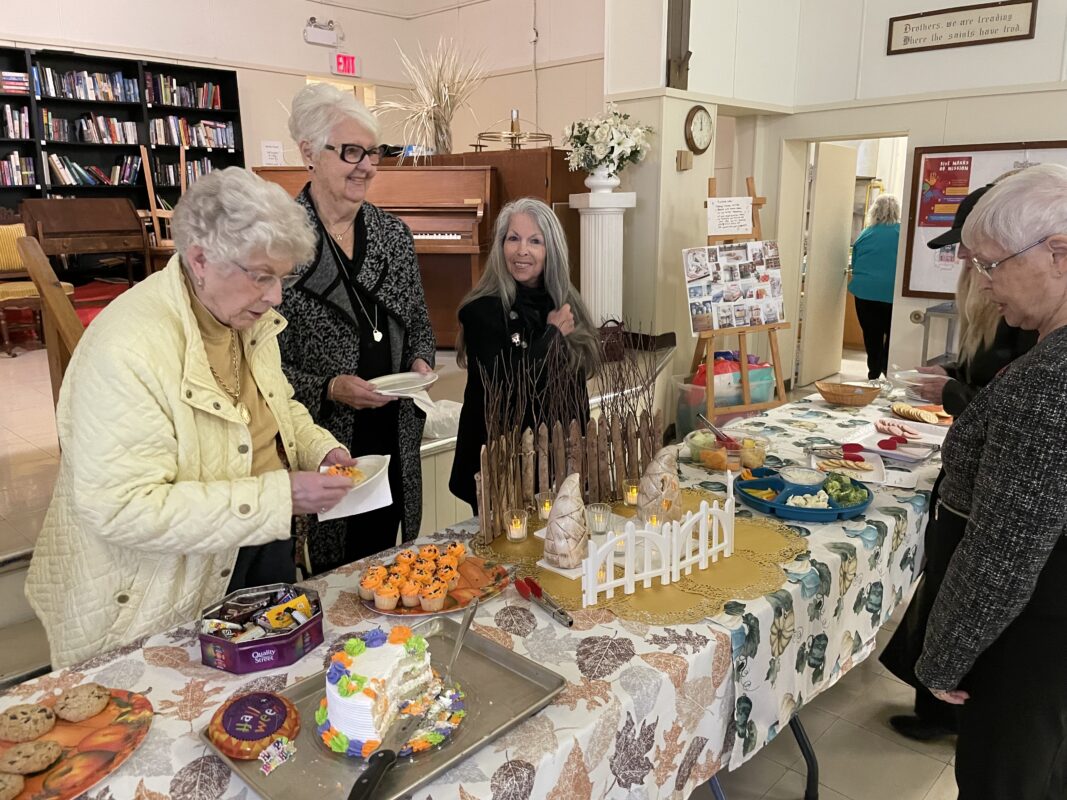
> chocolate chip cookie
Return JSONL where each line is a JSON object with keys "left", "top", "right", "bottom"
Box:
{"left": 0, "top": 739, "right": 62, "bottom": 774}
{"left": 0, "top": 704, "right": 55, "bottom": 743}
{"left": 55, "top": 683, "right": 111, "bottom": 723}
{"left": 0, "top": 772, "right": 24, "bottom": 800}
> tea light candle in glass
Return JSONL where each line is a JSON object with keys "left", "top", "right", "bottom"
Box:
{"left": 536, "top": 491, "right": 555, "bottom": 521}
{"left": 586, "top": 503, "right": 611, "bottom": 536}
{"left": 507, "top": 509, "right": 529, "bottom": 542}
{"left": 623, "top": 480, "right": 639, "bottom": 507}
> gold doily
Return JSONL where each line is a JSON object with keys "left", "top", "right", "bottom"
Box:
{"left": 471, "top": 489, "right": 808, "bottom": 625}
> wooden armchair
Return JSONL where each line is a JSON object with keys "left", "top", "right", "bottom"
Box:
{"left": 16, "top": 237, "right": 84, "bottom": 405}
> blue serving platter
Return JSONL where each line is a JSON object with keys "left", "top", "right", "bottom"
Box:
{"left": 735, "top": 468, "right": 873, "bottom": 522}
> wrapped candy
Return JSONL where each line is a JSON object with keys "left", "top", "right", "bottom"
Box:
{"left": 542, "top": 473, "right": 588, "bottom": 569}
{"left": 637, "top": 446, "right": 682, "bottom": 522}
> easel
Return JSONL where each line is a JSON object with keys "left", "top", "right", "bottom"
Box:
{"left": 690, "top": 177, "right": 791, "bottom": 420}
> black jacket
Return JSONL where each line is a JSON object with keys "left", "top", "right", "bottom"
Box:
{"left": 942, "top": 320, "right": 1037, "bottom": 417}
{"left": 449, "top": 287, "right": 587, "bottom": 508}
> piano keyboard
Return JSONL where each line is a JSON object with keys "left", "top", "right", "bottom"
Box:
{"left": 413, "top": 233, "right": 462, "bottom": 240}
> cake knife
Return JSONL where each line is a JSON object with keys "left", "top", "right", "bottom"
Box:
{"left": 347, "top": 707, "right": 428, "bottom": 800}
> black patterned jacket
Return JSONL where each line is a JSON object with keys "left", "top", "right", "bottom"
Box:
{"left": 278, "top": 186, "right": 436, "bottom": 569}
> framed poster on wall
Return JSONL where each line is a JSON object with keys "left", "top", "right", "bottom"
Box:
{"left": 902, "top": 140, "right": 1067, "bottom": 298}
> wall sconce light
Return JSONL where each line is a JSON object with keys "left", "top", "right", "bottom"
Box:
{"left": 304, "top": 17, "right": 343, "bottom": 47}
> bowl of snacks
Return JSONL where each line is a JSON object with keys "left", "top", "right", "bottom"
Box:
{"left": 778, "top": 466, "right": 827, "bottom": 490}
{"left": 733, "top": 433, "right": 770, "bottom": 469}
{"left": 683, "top": 430, "right": 729, "bottom": 469}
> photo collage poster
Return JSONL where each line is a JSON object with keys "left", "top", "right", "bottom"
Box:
{"left": 682, "top": 240, "right": 785, "bottom": 335}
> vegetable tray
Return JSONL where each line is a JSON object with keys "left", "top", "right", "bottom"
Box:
{"left": 735, "top": 468, "right": 873, "bottom": 522}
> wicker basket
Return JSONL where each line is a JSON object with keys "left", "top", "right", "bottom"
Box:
{"left": 815, "top": 380, "right": 881, "bottom": 407}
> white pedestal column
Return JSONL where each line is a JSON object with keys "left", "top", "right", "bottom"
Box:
{"left": 569, "top": 191, "right": 637, "bottom": 325}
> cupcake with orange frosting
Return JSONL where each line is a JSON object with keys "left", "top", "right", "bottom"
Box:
{"left": 436, "top": 554, "right": 458, "bottom": 571}
{"left": 413, "top": 557, "right": 436, "bottom": 573}
{"left": 419, "top": 580, "right": 447, "bottom": 612}
{"left": 385, "top": 572, "right": 406, "bottom": 589}
{"left": 359, "top": 572, "right": 382, "bottom": 601}
{"left": 388, "top": 561, "right": 411, "bottom": 579}
{"left": 364, "top": 564, "right": 389, "bottom": 581}
{"left": 373, "top": 582, "right": 400, "bottom": 611}
{"left": 436, "top": 565, "right": 459, "bottom": 591}
{"left": 446, "top": 541, "right": 467, "bottom": 565}
{"left": 418, "top": 544, "right": 440, "bottom": 561}
{"left": 412, "top": 566, "right": 435, "bottom": 586}
{"left": 400, "top": 580, "right": 421, "bottom": 608}
{"left": 394, "top": 549, "right": 417, "bottom": 567}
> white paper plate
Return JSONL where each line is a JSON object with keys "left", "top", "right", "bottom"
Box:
{"left": 317, "top": 454, "right": 391, "bottom": 521}
{"left": 890, "top": 369, "right": 930, "bottom": 387}
{"left": 854, "top": 429, "right": 943, "bottom": 463}
{"left": 808, "top": 451, "right": 886, "bottom": 484}
{"left": 369, "top": 371, "right": 439, "bottom": 396}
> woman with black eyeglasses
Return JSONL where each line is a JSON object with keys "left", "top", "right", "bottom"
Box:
{"left": 278, "top": 83, "right": 436, "bottom": 574}
{"left": 905, "top": 164, "right": 1067, "bottom": 798}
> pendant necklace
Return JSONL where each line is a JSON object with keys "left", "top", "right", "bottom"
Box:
{"left": 209, "top": 331, "right": 252, "bottom": 423}
{"left": 328, "top": 217, "right": 355, "bottom": 243}
{"left": 324, "top": 226, "right": 383, "bottom": 343}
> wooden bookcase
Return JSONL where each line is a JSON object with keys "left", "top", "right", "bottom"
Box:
{"left": 0, "top": 47, "right": 245, "bottom": 212}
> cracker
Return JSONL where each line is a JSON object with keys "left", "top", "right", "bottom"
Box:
{"left": 0, "top": 740, "right": 62, "bottom": 774}
{"left": 55, "top": 683, "right": 110, "bottom": 723}
{"left": 0, "top": 772, "right": 24, "bottom": 800}
{"left": 0, "top": 704, "right": 55, "bottom": 743}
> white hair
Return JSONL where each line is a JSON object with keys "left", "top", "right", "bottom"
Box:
{"left": 963, "top": 163, "right": 1067, "bottom": 252}
{"left": 172, "top": 167, "right": 317, "bottom": 266}
{"left": 288, "top": 82, "right": 381, "bottom": 156}
{"left": 867, "top": 194, "right": 900, "bottom": 226}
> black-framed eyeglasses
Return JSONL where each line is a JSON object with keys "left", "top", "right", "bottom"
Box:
{"left": 971, "top": 236, "right": 1049, "bottom": 278}
{"left": 323, "top": 143, "right": 381, "bottom": 165}
{"left": 232, "top": 261, "right": 301, "bottom": 290}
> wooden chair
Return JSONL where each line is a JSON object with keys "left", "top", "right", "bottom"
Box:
{"left": 16, "top": 237, "right": 84, "bottom": 405}
{"left": 0, "top": 218, "right": 76, "bottom": 356}
{"left": 140, "top": 144, "right": 183, "bottom": 273}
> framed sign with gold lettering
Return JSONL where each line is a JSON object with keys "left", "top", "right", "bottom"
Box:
{"left": 887, "top": 0, "right": 1037, "bottom": 55}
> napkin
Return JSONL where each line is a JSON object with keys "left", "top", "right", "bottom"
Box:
{"left": 382, "top": 388, "right": 436, "bottom": 415}
{"left": 318, "top": 455, "right": 392, "bottom": 522}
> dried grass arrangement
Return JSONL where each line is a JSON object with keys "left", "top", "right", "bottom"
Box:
{"left": 373, "top": 38, "right": 486, "bottom": 157}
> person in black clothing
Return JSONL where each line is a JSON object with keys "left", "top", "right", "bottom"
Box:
{"left": 880, "top": 183, "right": 1037, "bottom": 741}
{"left": 449, "top": 198, "right": 600, "bottom": 512}
{"left": 278, "top": 83, "right": 436, "bottom": 574}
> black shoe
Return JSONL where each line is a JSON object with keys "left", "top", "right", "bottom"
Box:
{"left": 888, "top": 714, "right": 957, "bottom": 741}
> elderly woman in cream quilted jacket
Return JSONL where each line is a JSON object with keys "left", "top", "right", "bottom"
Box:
{"left": 26, "top": 168, "right": 357, "bottom": 668}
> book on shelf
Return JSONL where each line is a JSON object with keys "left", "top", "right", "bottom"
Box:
{"left": 46, "top": 152, "right": 140, "bottom": 186}
{"left": 149, "top": 116, "right": 235, "bottom": 149}
{"left": 0, "top": 151, "right": 36, "bottom": 186}
{"left": 2, "top": 104, "right": 31, "bottom": 138}
{"left": 0, "top": 71, "right": 30, "bottom": 94}
{"left": 144, "top": 71, "right": 223, "bottom": 110}
{"left": 40, "top": 109, "right": 138, "bottom": 144}
{"left": 153, "top": 155, "right": 215, "bottom": 188}
{"left": 32, "top": 64, "right": 140, "bottom": 103}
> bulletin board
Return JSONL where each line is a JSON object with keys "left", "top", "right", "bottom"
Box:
{"left": 903, "top": 140, "right": 1067, "bottom": 298}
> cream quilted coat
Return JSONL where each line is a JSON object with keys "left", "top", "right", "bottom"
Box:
{"left": 26, "top": 257, "right": 341, "bottom": 668}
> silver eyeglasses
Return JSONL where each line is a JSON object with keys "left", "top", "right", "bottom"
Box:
{"left": 322, "top": 143, "right": 381, "bottom": 165}
{"left": 970, "top": 236, "right": 1049, "bottom": 278}
{"left": 232, "top": 262, "right": 301, "bottom": 290}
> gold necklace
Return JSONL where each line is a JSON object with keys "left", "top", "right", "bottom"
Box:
{"left": 328, "top": 217, "right": 355, "bottom": 242}
{"left": 209, "top": 332, "right": 251, "bottom": 423}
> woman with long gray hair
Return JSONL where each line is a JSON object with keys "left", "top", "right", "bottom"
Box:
{"left": 449, "top": 197, "right": 600, "bottom": 511}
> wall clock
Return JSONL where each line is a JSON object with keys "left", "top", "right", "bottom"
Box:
{"left": 684, "top": 105, "right": 713, "bottom": 155}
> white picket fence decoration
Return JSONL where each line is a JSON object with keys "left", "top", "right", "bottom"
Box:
{"left": 581, "top": 471, "right": 737, "bottom": 607}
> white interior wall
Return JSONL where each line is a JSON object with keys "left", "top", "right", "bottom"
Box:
{"left": 603, "top": 0, "right": 667, "bottom": 95}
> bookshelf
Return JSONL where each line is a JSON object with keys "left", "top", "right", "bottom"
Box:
{"left": 0, "top": 47, "right": 244, "bottom": 212}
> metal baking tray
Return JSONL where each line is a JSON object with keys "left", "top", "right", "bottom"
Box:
{"left": 201, "top": 616, "right": 565, "bottom": 800}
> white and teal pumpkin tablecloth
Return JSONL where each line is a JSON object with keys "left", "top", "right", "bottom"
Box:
{"left": 0, "top": 394, "right": 935, "bottom": 800}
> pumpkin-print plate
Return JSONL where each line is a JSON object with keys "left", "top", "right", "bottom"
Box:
{"left": 361, "top": 556, "right": 514, "bottom": 617}
{"left": 0, "top": 689, "right": 152, "bottom": 800}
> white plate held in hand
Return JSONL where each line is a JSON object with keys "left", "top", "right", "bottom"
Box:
{"left": 369, "top": 371, "right": 439, "bottom": 396}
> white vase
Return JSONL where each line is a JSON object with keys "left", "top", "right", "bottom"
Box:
{"left": 584, "top": 165, "right": 621, "bottom": 194}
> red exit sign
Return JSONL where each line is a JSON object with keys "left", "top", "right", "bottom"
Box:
{"left": 331, "top": 52, "right": 360, "bottom": 77}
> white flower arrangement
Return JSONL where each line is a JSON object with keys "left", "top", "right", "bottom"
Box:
{"left": 562, "top": 106, "right": 653, "bottom": 177}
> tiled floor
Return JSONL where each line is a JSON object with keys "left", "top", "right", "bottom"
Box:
{"left": 0, "top": 344, "right": 960, "bottom": 797}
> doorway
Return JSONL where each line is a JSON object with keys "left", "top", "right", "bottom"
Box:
{"left": 792, "top": 136, "right": 908, "bottom": 387}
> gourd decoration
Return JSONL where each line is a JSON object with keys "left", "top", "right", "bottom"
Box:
{"left": 637, "top": 446, "right": 682, "bottom": 522}
{"left": 543, "top": 473, "right": 588, "bottom": 569}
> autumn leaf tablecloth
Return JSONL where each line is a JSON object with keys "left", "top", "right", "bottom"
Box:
{"left": 0, "top": 394, "right": 935, "bottom": 800}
